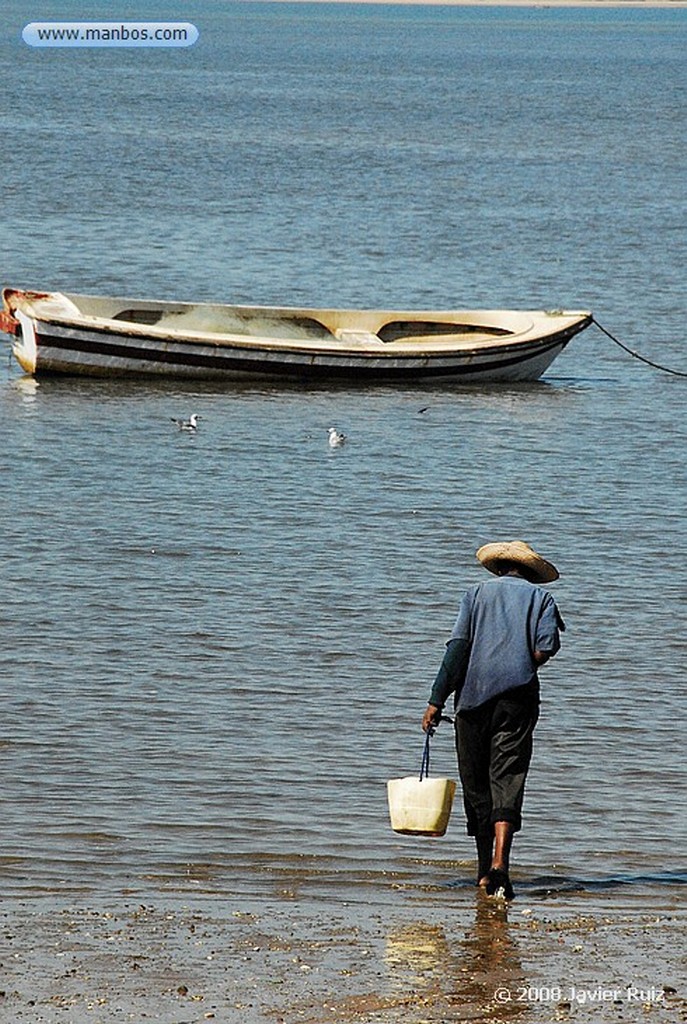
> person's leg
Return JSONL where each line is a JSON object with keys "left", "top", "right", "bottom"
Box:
{"left": 486, "top": 690, "right": 539, "bottom": 898}
{"left": 456, "top": 708, "right": 493, "bottom": 885}
{"left": 488, "top": 821, "right": 516, "bottom": 896}
{"left": 475, "top": 832, "right": 493, "bottom": 887}
{"left": 492, "top": 820, "right": 515, "bottom": 872}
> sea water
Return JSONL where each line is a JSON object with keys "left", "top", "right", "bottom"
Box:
{"left": 1, "top": 2, "right": 685, "bottom": 906}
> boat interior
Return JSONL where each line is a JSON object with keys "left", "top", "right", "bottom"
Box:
{"left": 60, "top": 294, "right": 516, "bottom": 345}
{"left": 3, "top": 289, "right": 585, "bottom": 349}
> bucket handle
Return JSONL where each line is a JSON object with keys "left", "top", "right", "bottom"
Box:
{"left": 419, "top": 731, "right": 431, "bottom": 781}
{"left": 421, "top": 714, "right": 454, "bottom": 781}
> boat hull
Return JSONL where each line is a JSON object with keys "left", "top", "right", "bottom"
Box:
{"left": 2, "top": 289, "right": 592, "bottom": 384}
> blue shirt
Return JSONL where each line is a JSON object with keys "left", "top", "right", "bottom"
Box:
{"left": 448, "top": 575, "right": 563, "bottom": 711}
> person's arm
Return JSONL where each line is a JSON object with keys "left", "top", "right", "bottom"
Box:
{"left": 422, "top": 637, "right": 471, "bottom": 732}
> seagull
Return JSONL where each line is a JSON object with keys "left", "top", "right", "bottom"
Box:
{"left": 328, "top": 426, "right": 346, "bottom": 448}
{"left": 171, "top": 413, "right": 202, "bottom": 431}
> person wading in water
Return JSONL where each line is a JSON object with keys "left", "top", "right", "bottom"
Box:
{"left": 422, "top": 540, "right": 565, "bottom": 901}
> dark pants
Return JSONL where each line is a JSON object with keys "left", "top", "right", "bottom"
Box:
{"left": 455, "top": 684, "right": 539, "bottom": 836}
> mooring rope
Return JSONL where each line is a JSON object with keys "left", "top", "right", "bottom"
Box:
{"left": 593, "top": 317, "right": 687, "bottom": 378}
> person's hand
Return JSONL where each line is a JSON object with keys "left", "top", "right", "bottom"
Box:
{"left": 422, "top": 704, "right": 442, "bottom": 733}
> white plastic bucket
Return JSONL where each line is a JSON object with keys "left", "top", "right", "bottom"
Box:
{"left": 387, "top": 775, "right": 456, "bottom": 837}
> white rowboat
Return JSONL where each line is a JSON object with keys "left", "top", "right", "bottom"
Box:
{"left": 1, "top": 288, "right": 592, "bottom": 383}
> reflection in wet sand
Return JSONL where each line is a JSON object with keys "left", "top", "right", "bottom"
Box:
{"left": 451, "top": 894, "right": 528, "bottom": 1019}
{"left": 385, "top": 919, "right": 454, "bottom": 989}
{"left": 384, "top": 894, "right": 530, "bottom": 1021}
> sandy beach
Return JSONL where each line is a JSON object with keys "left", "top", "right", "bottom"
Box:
{"left": 1, "top": 890, "right": 684, "bottom": 1024}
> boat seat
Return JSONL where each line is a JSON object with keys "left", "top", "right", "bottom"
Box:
{"left": 333, "top": 328, "right": 383, "bottom": 345}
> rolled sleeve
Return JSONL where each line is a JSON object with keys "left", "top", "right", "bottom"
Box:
{"left": 450, "top": 590, "right": 474, "bottom": 641}
{"left": 535, "top": 594, "right": 563, "bottom": 655}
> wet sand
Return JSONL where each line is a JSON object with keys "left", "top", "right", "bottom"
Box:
{"left": 1, "top": 890, "right": 684, "bottom": 1024}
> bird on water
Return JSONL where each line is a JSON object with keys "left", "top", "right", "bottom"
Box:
{"left": 171, "top": 413, "right": 202, "bottom": 431}
{"left": 328, "top": 426, "right": 346, "bottom": 448}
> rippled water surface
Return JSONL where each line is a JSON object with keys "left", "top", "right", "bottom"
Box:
{"left": 1, "top": 1, "right": 685, "bottom": 905}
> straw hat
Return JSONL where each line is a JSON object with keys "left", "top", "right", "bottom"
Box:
{"left": 476, "top": 540, "right": 559, "bottom": 584}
